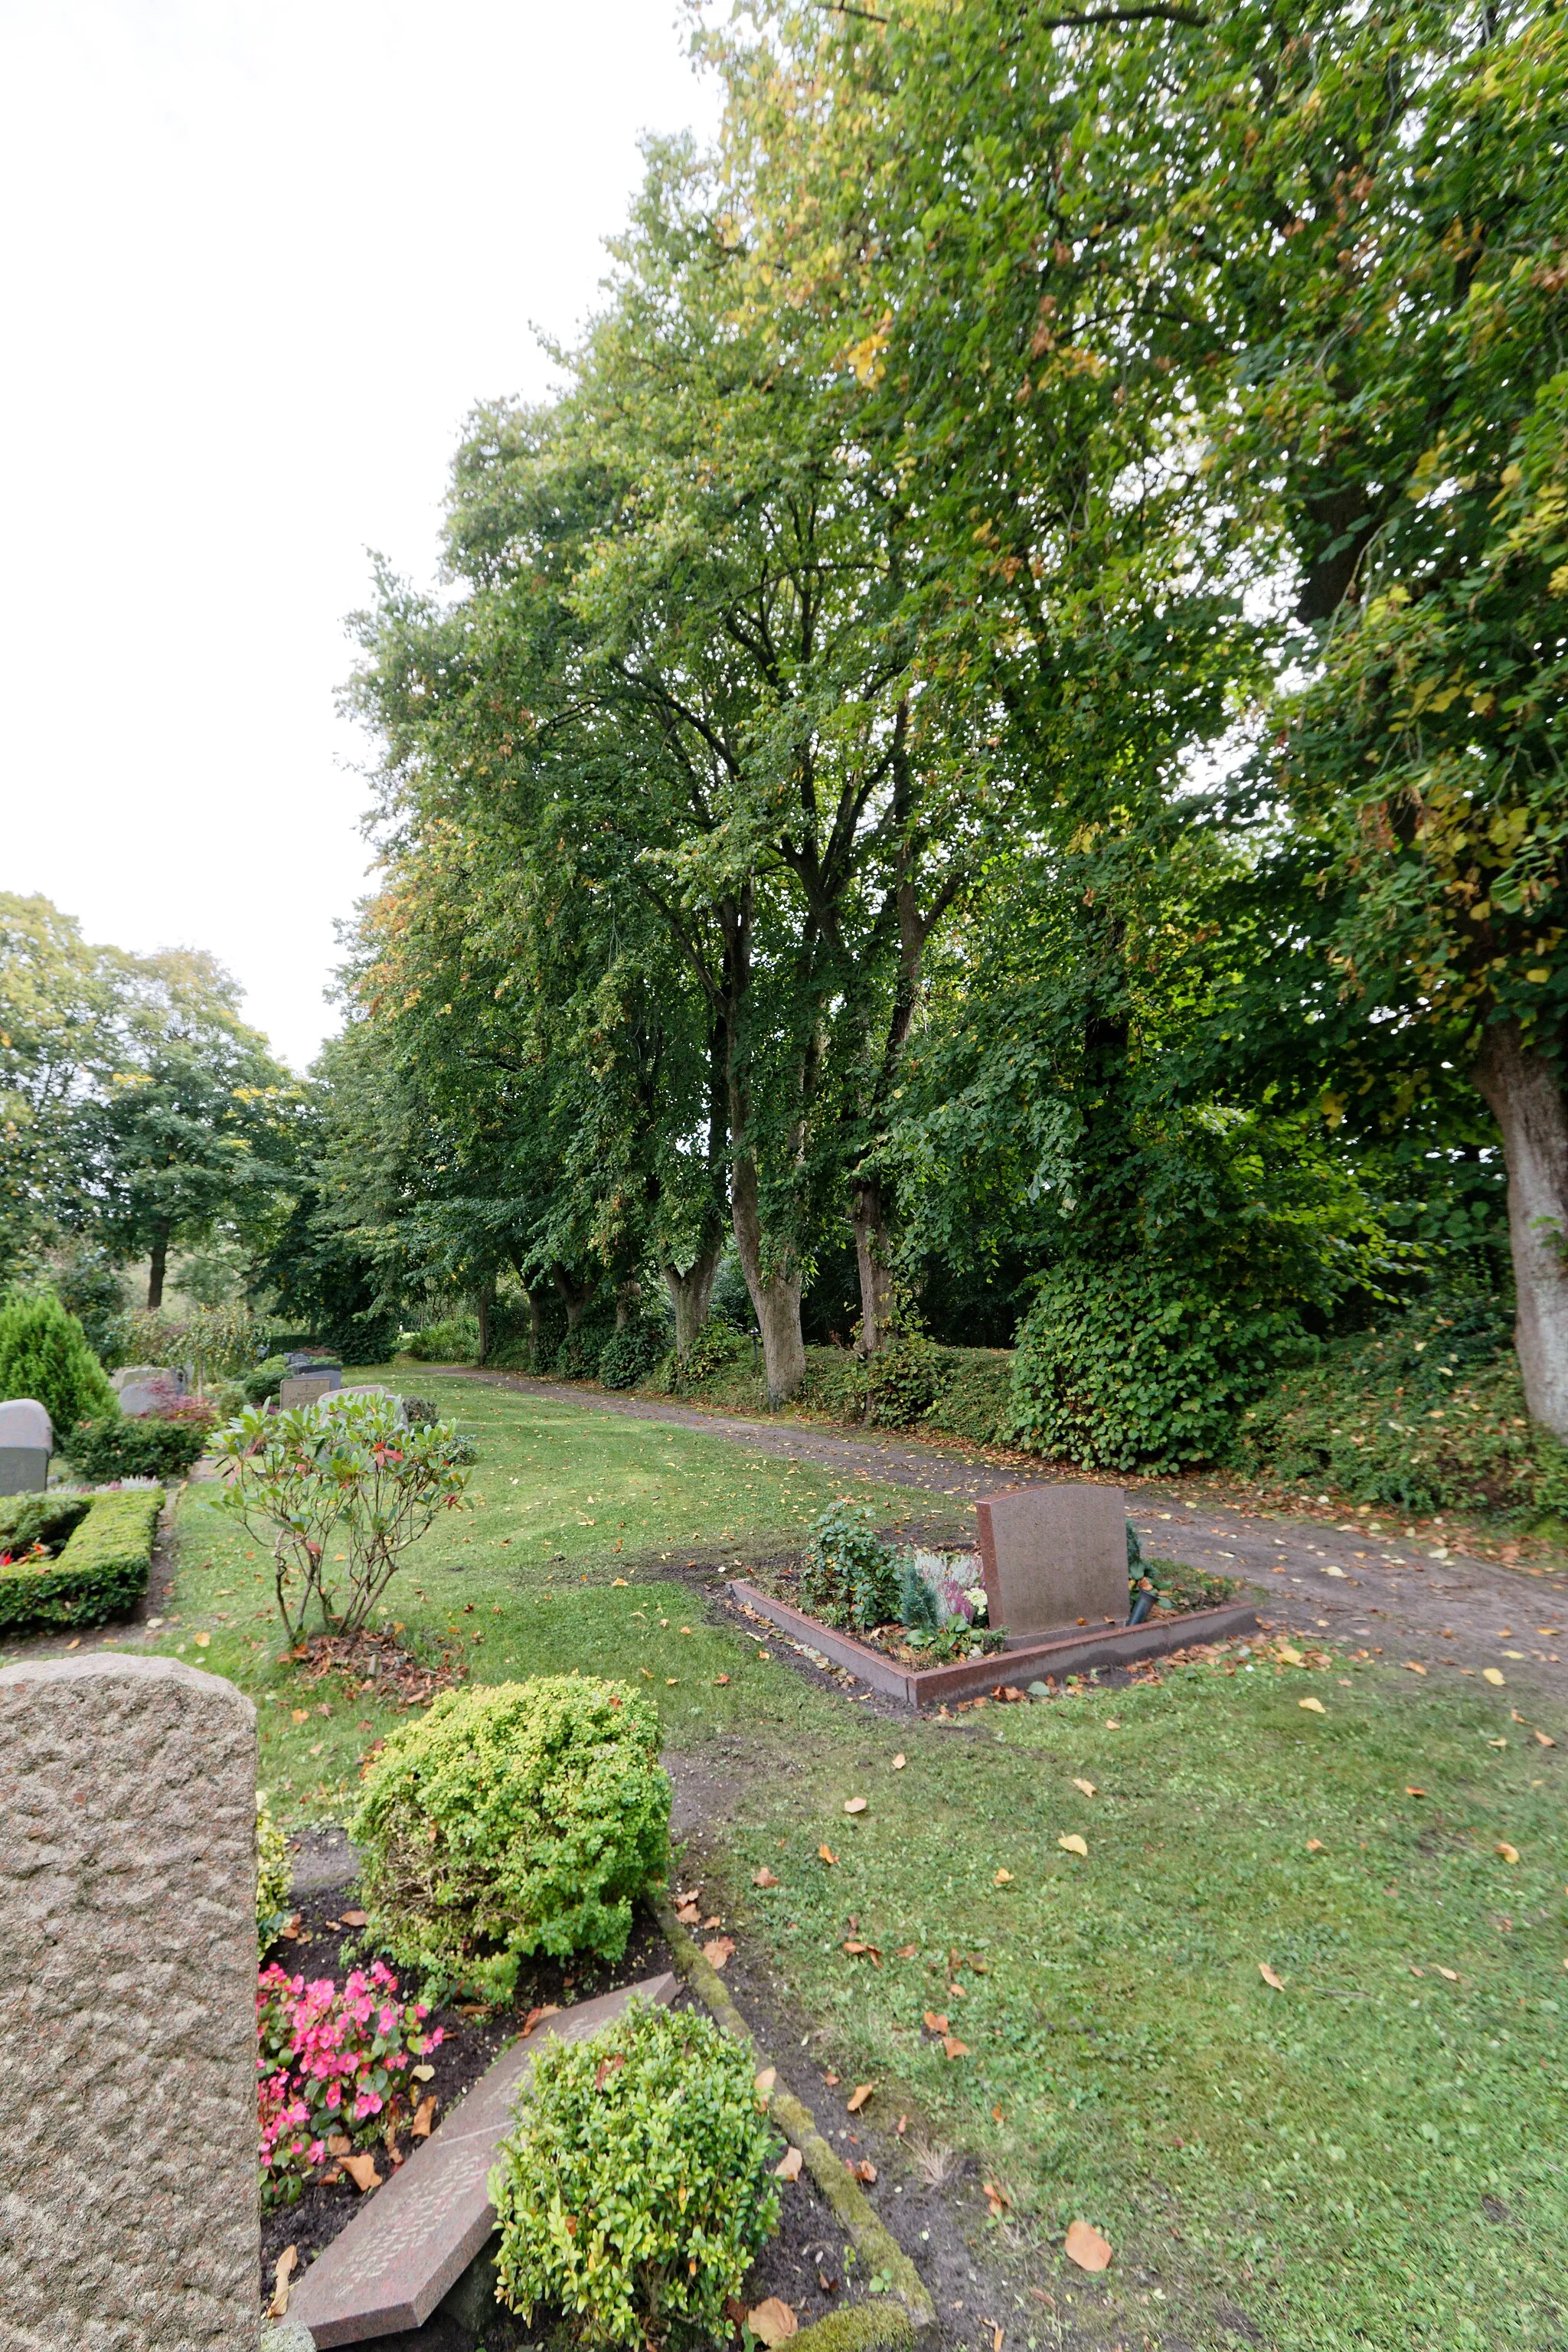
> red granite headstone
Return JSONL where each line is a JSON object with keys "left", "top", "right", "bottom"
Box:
{"left": 287, "top": 1971, "right": 679, "bottom": 2347}
{"left": 975, "top": 1484, "right": 1127, "bottom": 1645}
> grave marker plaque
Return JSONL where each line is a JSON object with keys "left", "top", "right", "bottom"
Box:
{"left": 975, "top": 1483, "right": 1129, "bottom": 1645}
{"left": 0, "top": 1394, "right": 51, "bottom": 1495}
{"left": 0, "top": 1651, "right": 260, "bottom": 2350}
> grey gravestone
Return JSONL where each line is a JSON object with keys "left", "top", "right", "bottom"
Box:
{"left": 0, "top": 1652, "right": 261, "bottom": 2350}
{"left": 975, "top": 1483, "right": 1128, "bottom": 1645}
{"left": 288, "top": 1973, "right": 678, "bottom": 2347}
{"left": 0, "top": 1395, "right": 51, "bottom": 1496}
{"left": 280, "top": 1374, "right": 338, "bottom": 1409}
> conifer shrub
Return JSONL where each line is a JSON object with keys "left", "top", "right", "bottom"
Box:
{"left": 489, "top": 1998, "right": 780, "bottom": 2350}
{"left": 0, "top": 1287, "right": 115, "bottom": 1434}
{"left": 351, "top": 1677, "right": 670, "bottom": 2001}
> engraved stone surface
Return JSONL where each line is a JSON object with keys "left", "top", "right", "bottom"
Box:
{"left": 279, "top": 1375, "right": 338, "bottom": 1409}
{"left": 289, "top": 1973, "right": 680, "bottom": 2349}
{"left": 0, "top": 1651, "right": 261, "bottom": 2352}
{"left": 975, "top": 1483, "right": 1129, "bottom": 1644}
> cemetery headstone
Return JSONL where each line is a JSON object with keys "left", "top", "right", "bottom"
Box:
{"left": 0, "top": 1652, "right": 260, "bottom": 2350}
{"left": 279, "top": 1374, "right": 337, "bottom": 1410}
{"left": 974, "top": 1482, "right": 1129, "bottom": 1645}
{"left": 0, "top": 1395, "right": 51, "bottom": 1495}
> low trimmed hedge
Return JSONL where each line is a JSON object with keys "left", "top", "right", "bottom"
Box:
{"left": 0, "top": 1489, "right": 162, "bottom": 1632}
{"left": 64, "top": 1408, "right": 215, "bottom": 1483}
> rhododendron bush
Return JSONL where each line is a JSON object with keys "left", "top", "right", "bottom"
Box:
{"left": 256, "top": 1959, "right": 443, "bottom": 2206}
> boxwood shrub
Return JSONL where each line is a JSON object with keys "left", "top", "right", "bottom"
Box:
{"left": 351, "top": 1676, "right": 670, "bottom": 2001}
{"left": 0, "top": 1488, "right": 162, "bottom": 1632}
{"left": 64, "top": 1406, "right": 215, "bottom": 1483}
{"left": 489, "top": 1998, "right": 780, "bottom": 2350}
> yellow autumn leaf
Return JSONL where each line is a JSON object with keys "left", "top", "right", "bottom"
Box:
{"left": 1057, "top": 1834, "right": 1088, "bottom": 1858}
{"left": 1483, "top": 1668, "right": 1506, "bottom": 1686}
{"left": 844, "top": 1796, "right": 868, "bottom": 1815}
{"left": 194, "top": 1632, "right": 211, "bottom": 1648}
{"left": 1259, "top": 1962, "right": 1285, "bottom": 1990}
{"left": 994, "top": 1866, "right": 1015, "bottom": 1883}
{"left": 1072, "top": 1777, "right": 1096, "bottom": 1798}
{"left": 1299, "top": 1697, "right": 1327, "bottom": 1714}
{"left": 1496, "top": 1842, "right": 1520, "bottom": 1864}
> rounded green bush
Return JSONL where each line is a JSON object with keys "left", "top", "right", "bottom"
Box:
{"left": 64, "top": 1407, "right": 214, "bottom": 1482}
{"left": 799, "top": 1500, "right": 898, "bottom": 1631}
{"left": 350, "top": 1677, "right": 671, "bottom": 2001}
{"left": 0, "top": 1287, "right": 114, "bottom": 1435}
{"left": 489, "top": 1998, "right": 781, "bottom": 2349}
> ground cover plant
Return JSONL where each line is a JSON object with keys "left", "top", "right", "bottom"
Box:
{"left": 151, "top": 1378, "right": 1566, "bottom": 2350}
{"left": 489, "top": 1998, "right": 782, "bottom": 2348}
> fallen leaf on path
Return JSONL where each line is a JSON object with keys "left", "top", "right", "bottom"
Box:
{"left": 1324, "top": 1565, "right": 1347, "bottom": 1579}
{"left": 1404, "top": 1662, "right": 1427, "bottom": 1676}
{"left": 991, "top": 2324, "right": 1004, "bottom": 2352}
{"left": 746, "top": 2298, "right": 799, "bottom": 2346}
{"left": 849, "top": 2158, "right": 877, "bottom": 2184}
{"left": 846, "top": 2082, "right": 874, "bottom": 2113}
{"left": 410, "top": 2095, "right": 436, "bottom": 2138}
{"left": 822, "top": 2071, "right": 840, "bottom": 2086}
{"left": 703, "top": 1937, "right": 737, "bottom": 1969}
{"left": 995, "top": 1866, "right": 1015, "bottom": 1882}
{"left": 892, "top": 1753, "right": 906, "bottom": 1769}
{"left": 1072, "top": 1778, "right": 1096, "bottom": 1798}
{"left": 1298, "top": 1697, "right": 1327, "bottom": 1714}
{"left": 1483, "top": 1668, "right": 1506, "bottom": 1686}
{"left": 1306, "top": 1838, "right": 1325, "bottom": 1852}
{"left": 844, "top": 1796, "right": 868, "bottom": 1815}
{"left": 268, "top": 2246, "right": 297, "bottom": 2319}
{"left": 341, "top": 2153, "right": 381, "bottom": 2193}
{"left": 775, "top": 2146, "right": 803, "bottom": 2180}
{"left": 1057, "top": 1834, "right": 1088, "bottom": 1858}
{"left": 1063, "top": 2218, "right": 1112, "bottom": 2272}
{"left": 676, "top": 1901, "right": 701, "bottom": 1924}
{"left": 753, "top": 1867, "right": 780, "bottom": 1888}
{"left": 521, "top": 2004, "right": 561, "bottom": 2037}
{"left": 818, "top": 1845, "right": 838, "bottom": 1864}
{"left": 942, "top": 2036, "right": 970, "bottom": 2060}
{"left": 1496, "top": 1843, "right": 1520, "bottom": 1864}
{"left": 897, "top": 2112, "right": 908, "bottom": 2133}
{"left": 1258, "top": 1962, "right": 1285, "bottom": 1990}
{"left": 923, "top": 2011, "right": 950, "bottom": 2034}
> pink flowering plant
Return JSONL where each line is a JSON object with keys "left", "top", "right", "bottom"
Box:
{"left": 256, "top": 1958, "right": 444, "bottom": 2206}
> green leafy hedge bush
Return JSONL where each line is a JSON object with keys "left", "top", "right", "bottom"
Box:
{"left": 400, "top": 1314, "right": 481, "bottom": 1363}
{"left": 0, "top": 1488, "right": 162, "bottom": 1632}
{"left": 599, "top": 1321, "right": 668, "bottom": 1390}
{"left": 923, "top": 1349, "right": 1014, "bottom": 1446}
{"left": 0, "top": 1287, "right": 115, "bottom": 1433}
{"left": 489, "top": 1998, "right": 780, "bottom": 2350}
{"left": 64, "top": 1405, "right": 215, "bottom": 1483}
{"left": 799, "top": 1501, "right": 900, "bottom": 1630}
{"left": 1010, "top": 1259, "right": 1300, "bottom": 1473}
{"left": 0, "top": 1492, "right": 90, "bottom": 1557}
{"left": 351, "top": 1676, "right": 671, "bottom": 2001}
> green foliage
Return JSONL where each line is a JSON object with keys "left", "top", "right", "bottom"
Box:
{"left": 211, "top": 1392, "right": 473, "bottom": 1640}
{"left": 923, "top": 1351, "right": 1014, "bottom": 1446}
{"left": 0, "top": 1488, "right": 161, "bottom": 1632}
{"left": 351, "top": 1676, "right": 671, "bottom": 2001}
{"left": 0, "top": 1492, "right": 90, "bottom": 1557}
{"left": 489, "top": 1997, "right": 780, "bottom": 2350}
{"left": 1234, "top": 1293, "right": 1568, "bottom": 1523}
{"left": 671, "top": 1317, "right": 746, "bottom": 1389}
{"left": 858, "top": 1328, "right": 941, "bottom": 1430}
{"left": 1011, "top": 1260, "right": 1301, "bottom": 1474}
{"left": 48, "top": 1245, "right": 129, "bottom": 1366}
{"left": 123, "top": 1301, "right": 264, "bottom": 1382}
{"left": 243, "top": 1354, "right": 289, "bottom": 1406}
{"left": 64, "top": 1405, "right": 215, "bottom": 1483}
{"left": 256, "top": 1790, "right": 292, "bottom": 1945}
{"left": 800, "top": 1501, "right": 900, "bottom": 1632}
{"left": 400, "top": 1313, "right": 481, "bottom": 1363}
{"left": 0, "top": 1287, "right": 115, "bottom": 1434}
{"left": 598, "top": 1321, "right": 667, "bottom": 1391}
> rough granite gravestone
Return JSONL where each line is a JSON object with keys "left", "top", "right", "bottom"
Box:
{"left": 287, "top": 1974, "right": 679, "bottom": 2348}
{"left": 975, "top": 1482, "right": 1129, "bottom": 1646}
{"left": 0, "top": 1652, "right": 261, "bottom": 2351}
{"left": 0, "top": 1394, "right": 51, "bottom": 1495}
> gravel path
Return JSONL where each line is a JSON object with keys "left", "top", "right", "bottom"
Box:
{"left": 432, "top": 1367, "right": 1568, "bottom": 1709}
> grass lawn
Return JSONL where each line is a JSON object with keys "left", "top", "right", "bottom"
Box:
{"left": 146, "top": 1375, "right": 1566, "bottom": 2350}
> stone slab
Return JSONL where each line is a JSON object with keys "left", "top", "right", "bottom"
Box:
{"left": 0, "top": 1396, "right": 52, "bottom": 1452}
{"left": 288, "top": 1971, "right": 679, "bottom": 2349}
{"left": 975, "top": 1483, "right": 1128, "bottom": 1642}
{"left": 728, "top": 1579, "right": 1259, "bottom": 1708}
{"left": 0, "top": 1651, "right": 260, "bottom": 2351}
{"left": 281, "top": 1374, "right": 339, "bottom": 1408}
{"left": 0, "top": 1444, "right": 50, "bottom": 1496}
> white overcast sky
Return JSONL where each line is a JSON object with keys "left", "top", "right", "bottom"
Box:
{"left": 0, "top": 1, "right": 718, "bottom": 1069}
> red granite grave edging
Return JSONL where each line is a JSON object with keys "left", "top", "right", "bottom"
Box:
{"left": 727, "top": 1583, "right": 1260, "bottom": 1708}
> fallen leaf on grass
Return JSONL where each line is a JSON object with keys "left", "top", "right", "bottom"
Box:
{"left": 1258, "top": 1962, "right": 1285, "bottom": 1991}
{"left": 1063, "top": 2218, "right": 1112, "bottom": 2273}
{"left": 896, "top": 1943, "right": 918, "bottom": 1958}
{"left": 612, "top": 1576, "right": 629, "bottom": 1587}
{"left": 1072, "top": 1778, "right": 1096, "bottom": 1798}
{"left": 844, "top": 1797, "right": 868, "bottom": 1815}
{"left": 714, "top": 1673, "right": 731, "bottom": 1686}
{"left": 341, "top": 2153, "right": 381, "bottom": 2193}
{"left": 747, "top": 2298, "right": 799, "bottom": 2345}
{"left": 846, "top": 2082, "right": 874, "bottom": 2113}
{"left": 291, "top": 1708, "right": 309, "bottom": 1724}
{"left": 892, "top": 1753, "right": 906, "bottom": 1769}
{"left": 703, "top": 1937, "right": 737, "bottom": 1969}
{"left": 842, "top": 1939, "right": 882, "bottom": 1964}
{"left": 923, "top": 2011, "right": 950, "bottom": 2034}
{"left": 982, "top": 2180, "right": 1011, "bottom": 2216}
{"left": 849, "top": 2158, "right": 878, "bottom": 2184}
{"left": 994, "top": 1866, "right": 1015, "bottom": 1883}
{"left": 1483, "top": 1668, "right": 1506, "bottom": 1687}
{"left": 1403, "top": 1661, "right": 1427, "bottom": 1676}
{"left": 942, "top": 2036, "right": 970, "bottom": 2060}
{"left": 1057, "top": 1835, "right": 1088, "bottom": 1859}
{"left": 1276, "top": 1642, "right": 1304, "bottom": 1666}
{"left": 1436, "top": 1966, "right": 1459, "bottom": 1982}
{"left": 521, "top": 2004, "right": 562, "bottom": 2037}
{"left": 194, "top": 1632, "right": 211, "bottom": 1648}
{"left": 1535, "top": 1728, "right": 1557, "bottom": 1747}
{"left": 1406, "top": 1787, "right": 1429, "bottom": 1798}
{"left": 775, "top": 2146, "right": 803, "bottom": 2180}
{"left": 818, "top": 1845, "right": 838, "bottom": 1864}
{"left": 268, "top": 2246, "right": 297, "bottom": 2319}
{"left": 1496, "top": 1843, "right": 1520, "bottom": 1864}
{"left": 1306, "top": 1838, "right": 1325, "bottom": 1853}
{"left": 1298, "top": 1697, "right": 1326, "bottom": 1714}
{"left": 753, "top": 1867, "right": 780, "bottom": 1888}
{"left": 410, "top": 2096, "right": 436, "bottom": 2138}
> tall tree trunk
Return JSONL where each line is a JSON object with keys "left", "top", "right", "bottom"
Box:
{"left": 551, "top": 1265, "right": 593, "bottom": 1331}
{"left": 852, "top": 1178, "right": 897, "bottom": 1356}
{"left": 146, "top": 1220, "right": 171, "bottom": 1312}
{"left": 1472, "top": 1019, "right": 1568, "bottom": 1436}
{"left": 664, "top": 1240, "right": 722, "bottom": 1360}
{"left": 731, "top": 1155, "right": 805, "bottom": 1403}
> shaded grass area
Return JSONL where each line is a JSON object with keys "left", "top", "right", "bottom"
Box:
{"left": 143, "top": 1375, "right": 1566, "bottom": 2350}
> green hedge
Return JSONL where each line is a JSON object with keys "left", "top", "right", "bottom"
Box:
{"left": 64, "top": 1410, "right": 214, "bottom": 1483}
{"left": 0, "top": 1489, "right": 162, "bottom": 1633}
